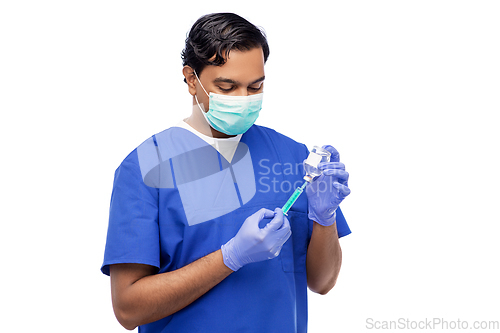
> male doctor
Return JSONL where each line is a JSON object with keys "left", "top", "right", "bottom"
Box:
{"left": 102, "top": 12, "right": 351, "bottom": 332}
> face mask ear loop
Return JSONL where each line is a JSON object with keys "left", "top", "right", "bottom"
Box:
{"left": 194, "top": 93, "right": 204, "bottom": 112}
{"left": 193, "top": 70, "right": 209, "bottom": 115}
{"left": 193, "top": 70, "right": 209, "bottom": 97}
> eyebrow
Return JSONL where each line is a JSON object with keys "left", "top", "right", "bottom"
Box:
{"left": 213, "top": 76, "right": 266, "bottom": 86}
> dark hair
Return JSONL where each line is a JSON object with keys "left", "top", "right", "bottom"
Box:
{"left": 181, "top": 13, "right": 270, "bottom": 82}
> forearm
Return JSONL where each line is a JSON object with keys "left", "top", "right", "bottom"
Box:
{"left": 306, "top": 221, "right": 342, "bottom": 294}
{"left": 111, "top": 250, "right": 233, "bottom": 330}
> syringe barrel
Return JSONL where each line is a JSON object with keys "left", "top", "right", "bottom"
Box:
{"left": 281, "top": 181, "right": 308, "bottom": 215}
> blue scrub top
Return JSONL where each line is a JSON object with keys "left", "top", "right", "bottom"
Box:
{"left": 102, "top": 124, "right": 351, "bottom": 333}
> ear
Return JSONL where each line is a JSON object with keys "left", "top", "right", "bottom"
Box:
{"left": 182, "top": 66, "right": 197, "bottom": 96}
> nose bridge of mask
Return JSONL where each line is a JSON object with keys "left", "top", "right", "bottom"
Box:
{"left": 210, "top": 93, "right": 263, "bottom": 104}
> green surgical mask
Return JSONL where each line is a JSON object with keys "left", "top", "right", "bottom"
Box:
{"left": 194, "top": 71, "right": 263, "bottom": 135}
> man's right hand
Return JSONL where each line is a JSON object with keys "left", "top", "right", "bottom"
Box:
{"left": 221, "top": 208, "right": 292, "bottom": 271}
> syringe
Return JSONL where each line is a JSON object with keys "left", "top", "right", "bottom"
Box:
{"left": 281, "top": 146, "right": 331, "bottom": 215}
{"left": 281, "top": 181, "right": 308, "bottom": 215}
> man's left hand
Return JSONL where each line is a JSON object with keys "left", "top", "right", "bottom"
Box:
{"left": 305, "top": 145, "right": 351, "bottom": 226}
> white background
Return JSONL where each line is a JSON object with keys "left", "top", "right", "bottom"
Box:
{"left": 1, "top": 1, "right": 499, "bottom": 332}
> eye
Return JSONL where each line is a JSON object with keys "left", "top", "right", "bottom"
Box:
{"left": 248, "top": 84, "right": 263, "bottom": 92}
{"left": 217, "top": 86, "right": 235, "bottom": 92}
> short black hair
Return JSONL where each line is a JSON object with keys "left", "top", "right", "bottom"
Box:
{"left": 181, "top": 13, "right": 270, "bottom": 82}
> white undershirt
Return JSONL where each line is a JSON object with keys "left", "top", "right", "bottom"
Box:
{"left": 176, "top": 120, "right": 242, "bottom": 163}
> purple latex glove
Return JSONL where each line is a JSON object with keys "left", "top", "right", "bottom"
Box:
{"left": 305, "top": 145, "right": 351, "bottom": 226}
{"left": 221, "top": 208, "right": 291, "bottom": 271}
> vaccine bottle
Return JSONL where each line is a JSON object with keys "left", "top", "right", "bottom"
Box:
{"left": 303, "top": 146, "right": 331, "bottom": 182}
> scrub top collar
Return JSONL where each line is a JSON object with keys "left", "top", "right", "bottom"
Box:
{"left": 176, "top": 120, "right": 242, "bottom": 163}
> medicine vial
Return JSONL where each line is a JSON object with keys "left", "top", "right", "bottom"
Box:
{"left": 303, "top": 146, "right": 331, "bottom": 182}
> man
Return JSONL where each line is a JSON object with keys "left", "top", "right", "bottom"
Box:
{"left": 101, "top": 12, "right": 351, "bottom": 332}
